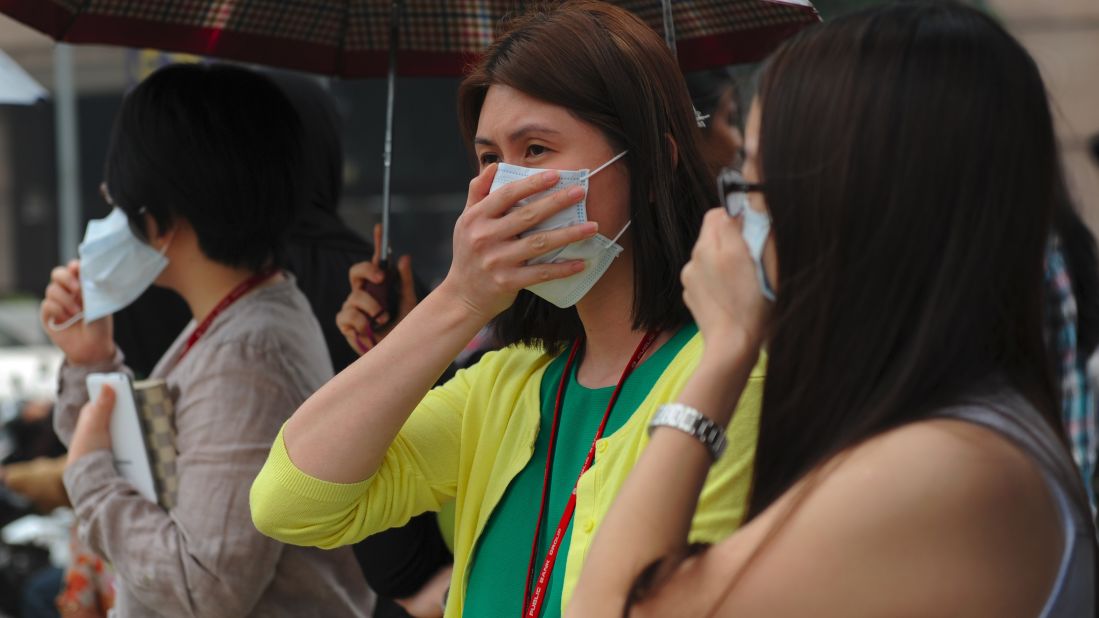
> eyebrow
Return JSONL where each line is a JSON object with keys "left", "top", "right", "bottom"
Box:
{"left": 473, "top": 123, "right": 561, "bottom": 147}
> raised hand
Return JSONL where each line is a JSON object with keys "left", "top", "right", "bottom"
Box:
{"left": 337, "top": 224, "right": 420, "bottom": 355}
{"left": 435, "top": 163, "right": 597, "bottom": 321}
{"left": 681, "top": 208, "right": 770, "bottom": 359}
{"left": 39, "top": 260, "right": 116, "bottom": 365}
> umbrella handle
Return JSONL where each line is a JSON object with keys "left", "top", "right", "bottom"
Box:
{"left": 361, "top": 259, "right": 401, "bottom": 324}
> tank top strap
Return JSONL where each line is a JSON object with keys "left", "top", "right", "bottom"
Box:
{"left": 933, "top": 385, "right": 1096, "bottom": 618}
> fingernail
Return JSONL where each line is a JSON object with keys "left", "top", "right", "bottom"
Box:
{"left": 567, "top": 186, "right": 585, "bottom": 199}
{"left": 541, "top": 170, "right": 559, "bottom": 183}
{"left": 572, "top": 260, "right": 586, "bottom": 272}
{"left": 584, "top": 222, "right": 598, "bottom": 234}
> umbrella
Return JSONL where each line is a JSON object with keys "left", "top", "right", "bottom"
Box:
{"left": 0, "top": 49, "right": 47, "bottom": 104}
{"left": 0, "top": 0, "right": 819, "bottom": 307}
{"left": 0, "top": 1, "right": 818, "bottom": 77}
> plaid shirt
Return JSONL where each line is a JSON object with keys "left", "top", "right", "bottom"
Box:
{"left": 1045, "top": 236, "right": 1097, "bottom": 509}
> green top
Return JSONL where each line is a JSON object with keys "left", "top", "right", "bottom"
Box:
{"left": 464, "top": 323, "right": 699, "bottom": 617}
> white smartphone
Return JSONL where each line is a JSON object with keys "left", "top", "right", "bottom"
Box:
{"left": 86, "top": 372, "right": 158, "bottom": 503}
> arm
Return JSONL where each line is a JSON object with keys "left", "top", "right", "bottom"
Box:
{"left": 39, "top": 259, "right": 123, "bottom": 444}
{"left": 568, "top": 341, "right": 758, "bottom": 615}
{"left": 623, "top": 421, "right": 1065, "bottom": 618}
{"left": 53, "top": 350, "right": 129, "bottom": 445}
{"left": 570, "top": 209, "right": 1065, "bottom": 617}
{"left": 282, "top": 164, "right": 597, "bottom": 483}
{"left": 64, "top": 351, "right": 303, "bottom": 618}
{"left": 568, "top": 208, "right": 768, "bottom": 616}
{"left": 251, "top": 361, "right": 472, "bottom": 547}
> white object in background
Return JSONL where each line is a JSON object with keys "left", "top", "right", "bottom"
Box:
{"left": 0, "top": 346, "right": 64, "bottom": 401}
{"left": 1, "top": 508, "right": 75, "bottom": 567}
{"left": 0, "top": 49, "right": 47, "bottom": 104}
{"left": 86, "top": 372, "right": 158, "bottom": 503}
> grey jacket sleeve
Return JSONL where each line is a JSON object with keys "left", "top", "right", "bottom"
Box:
{"left": 53, "top": 348, "right": 130, "bottom": 446}
{"left": 62, "top": 341, "right": 296, "bottom": 618}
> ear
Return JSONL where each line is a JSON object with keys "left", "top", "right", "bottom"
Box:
{"left": 664, "top": 133, "right": 680, "bottom": 170}
{"left": 144, "top": 212, "right": 180, "bottom": 251}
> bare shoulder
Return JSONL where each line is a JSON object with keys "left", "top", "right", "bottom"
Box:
{"left": 633, "top": 419, "right": 1064, "bottom": 618}
{"left": 844, "top": 418, "right": 1056, "bottom": 514}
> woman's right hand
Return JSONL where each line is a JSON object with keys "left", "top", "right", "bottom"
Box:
{"left": 436, "top": 164, "right": 598, "bottom": 320}
{"left": 39, "top": 260, "right": 116, "bottom": 366}
{"left": 681, "top": 208, "right": 769, "bottom": 362}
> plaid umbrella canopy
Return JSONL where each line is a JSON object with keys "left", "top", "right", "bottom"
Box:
{"left": 0, "top": 0, "right": 818, "bottom": 305}
{"left": 0, "top": 1, "right": 819, "bottom": 77}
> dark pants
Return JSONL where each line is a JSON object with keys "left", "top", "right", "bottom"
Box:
{"left": 21, "top": 566, "right": 62, "bottom": 618}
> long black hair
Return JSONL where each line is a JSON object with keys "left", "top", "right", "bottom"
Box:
{"left": 748, "top": 1, "right": 1062, "bottom": 518}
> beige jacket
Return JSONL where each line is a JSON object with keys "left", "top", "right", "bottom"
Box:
{"left": 57, "top": 275, "right": 372, "bottom": 617}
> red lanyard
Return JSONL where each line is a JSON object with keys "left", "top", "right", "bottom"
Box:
{"left": 178, "top": 269, "right": 278, "bottom": 362}
{"left": 521, "top": 329, "right": 660, "bottom": 618}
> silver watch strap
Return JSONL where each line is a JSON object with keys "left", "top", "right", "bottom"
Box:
{"left": 648, "top": 403, "right": 728, "bottom": 460}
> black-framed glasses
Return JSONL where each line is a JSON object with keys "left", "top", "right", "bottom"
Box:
{"left": 717, "top": 169, "right": 766, "bottom": 217}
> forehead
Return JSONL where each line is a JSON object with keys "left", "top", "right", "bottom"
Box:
{"left": 476, "top": 84, "right": 602, "bottom": 142}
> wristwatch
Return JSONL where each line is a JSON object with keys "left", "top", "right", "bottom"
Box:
{"left": 648, "top": 403, "right": 728, "bottom": 460}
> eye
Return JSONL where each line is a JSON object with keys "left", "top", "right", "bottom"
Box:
{"left": 526, "top": 144, "right": 548, "bottom": 158}
{"left": 478, "top": 152, "right": 499, "bottom": 167}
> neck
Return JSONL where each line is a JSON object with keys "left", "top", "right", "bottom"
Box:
{"left": 169, "top": 257, "right": 269, "bottom": 323}
{"left": 573, "top": 256, "right": 668, "bottom": 388}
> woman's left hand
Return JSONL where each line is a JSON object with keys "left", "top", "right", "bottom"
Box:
{"left": 681, "top": 208, "right": 770, "bottom": 362}
{"left": 67, "top": 386, "right": 115, "bottom": 466}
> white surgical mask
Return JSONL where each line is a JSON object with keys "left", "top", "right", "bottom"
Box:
{"left": 488, "top": 151, "right": 629, "bottom": 307}
{"left": 49, "top": 208, "right": 170, "bottom": 330}
{"left": 722, "top": 169, "right": 776, "bottom": 301}
{"left": 490, "top": 150, "right": 628, "bottom": 265}
{"left": 525, "top": 222, "right": 632, "bottom": 309}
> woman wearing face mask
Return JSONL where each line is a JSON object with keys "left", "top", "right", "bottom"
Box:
{"left": 250, "top": 3, "right": 765, "bottom": 617}
{"left": 685, "top": 68, "right": 745, "bottom": 178}
{"left": 39, "top": 64, "right": 373, "bottom": 617}
{"left": 568, "top": 3, "right": 1096, "bottom": 616}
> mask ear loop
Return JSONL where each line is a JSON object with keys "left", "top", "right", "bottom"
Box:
{"left": 585, "top": 150, "right": 629, "bottom": 179}
{"left": 610, "top": 220, "right": 632, "bottom": 244}
{"left": 48, "top": 312, "right": 83, "bottom": 332}
{"left": 47, "top": 208, "right": 172, "bottom": 332}
{"left": 597, "top": 220, "right": 633, "bottom": 249}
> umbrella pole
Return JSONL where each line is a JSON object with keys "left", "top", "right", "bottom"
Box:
{"left": 660, "top": 0, "right": 677, "bottom": 57}
{"left": 381, "top": 0, "right": 403, "bottom": 262}
{"left": 54, "top": 43, "right": 82, "bottom": 263}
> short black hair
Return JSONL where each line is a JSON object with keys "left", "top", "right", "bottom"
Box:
{"left": 104, "top": 63, "right": 304, "bottom": 272}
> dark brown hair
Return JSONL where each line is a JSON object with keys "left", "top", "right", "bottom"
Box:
{"left": 457, "top": 1, "right": 716, "bottom": 353}
{"left": 749, "top": 0, "right": 1064, "bottom": 519}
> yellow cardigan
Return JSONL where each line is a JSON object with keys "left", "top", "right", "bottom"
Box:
{"left": 250, "top": 334, "right": 763, "bottom": 617}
